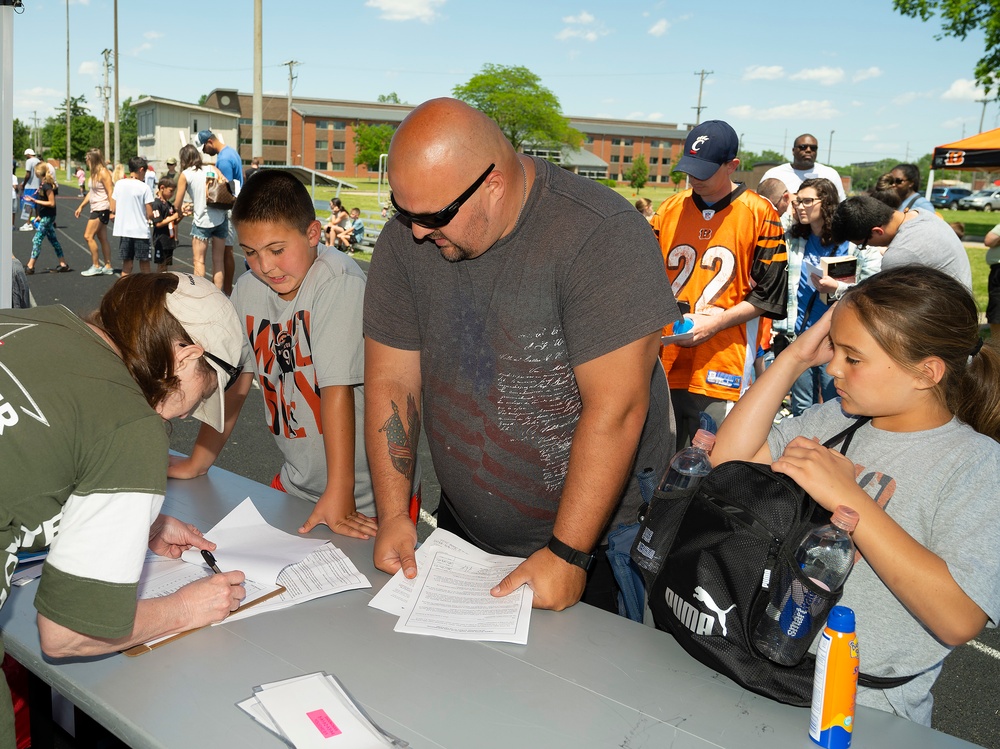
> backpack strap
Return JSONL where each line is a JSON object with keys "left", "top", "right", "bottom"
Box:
{"left": 859, "top": 672, "right": 918, "bottom": 689}
{"left": 821, "top": 416, "right": 872, "bottom": 455}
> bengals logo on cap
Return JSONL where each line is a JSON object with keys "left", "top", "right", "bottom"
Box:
{"left": 944, "top": 150, "right": 965, "bottom": 166}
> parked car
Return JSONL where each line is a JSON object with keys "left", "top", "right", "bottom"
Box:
{"left": 930, "top": 187, "right": 972, "bottom": 209}
{"left": 957, "top": 189, "right": 1000, "bottom": 211}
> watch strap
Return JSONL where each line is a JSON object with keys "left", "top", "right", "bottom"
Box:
{"left": 547, "top": 535, "right": 595, "bottom": 571}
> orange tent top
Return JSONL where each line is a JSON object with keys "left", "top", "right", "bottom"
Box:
{"left": 932, "top": 127, "right": 1000, "bottom": 171}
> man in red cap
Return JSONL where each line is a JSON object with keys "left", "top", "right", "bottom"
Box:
{"left": 652, "top": 119, "right": 788, "bottom": 448}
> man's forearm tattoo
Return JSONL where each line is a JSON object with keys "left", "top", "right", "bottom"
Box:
{"left": 379, "top": 393, "right": 420, "bottom": 480}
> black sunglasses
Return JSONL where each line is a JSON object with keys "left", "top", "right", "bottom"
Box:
{"left": 794, "top": 144, "right": 818, "bottom": 151}
{"left": 203, "top": 351, "right": 241, "bottom": 392}
{"left": 888, "top": 177, "right": 907, "bottom": 185}
{"left": 390, "top": 163, "right": 495, "bottom": 229}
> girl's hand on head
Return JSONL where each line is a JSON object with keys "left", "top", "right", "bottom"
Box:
{"left": 787, "top": 305, "right": 835, "bottom": 368}
{"left": 771, "top": 436, "right": 859, "bottom": 512}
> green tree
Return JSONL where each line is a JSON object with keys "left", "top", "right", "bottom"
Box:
{"left": 893, "top": 0, "right": 1000, "bottom": 92}
{"left": 118, "top": 96, "right": 139, "bottom": 163}
{"left": 12, "top": 119, "right": 30, "bottom": 161}
{"left": 353, "top": 122, "right": 394, "bottom": 170}
{"left": 452, "top": 64, "right": 582, "bottom": 152}
{"left": 41, "top": 96, "right": 103, "bottom": 162}
{"left": 625, "top": 154, "right": 649, "bottom": 190}
{"left": 377, "top": 92, "right": 402, "bottom": 104}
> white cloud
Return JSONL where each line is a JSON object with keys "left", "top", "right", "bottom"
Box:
{"left": 891, "top": 91, "right": 933, "bottom": 107}
{"left": 942, "top": 78, "right": 985, "bottom": 101}
{"left": 129, "top": 42, "right": 153, "bottom": 56}
{"left": 143, "top": 31, "right": 163, "bottom": 40}
{"left": 727, "top": 99, "right": 839, "bottom": 121}
{"left": 556, "top": 10, "right": 609, "bottom": 42}
{"left": 942, "top": 116, "right": 970, "bottom": 129}
{"left": 789, "top": 66, "right": 844, "bottom": 86}
{"left": 743, "top": 65, "right": 784, "bottom": 81}
{"left": 365, "top": 0, "right": 445, "bottom": 22}
{"left": 626, "top": 111, "right": 645, "bottom": 119}
{"left": 78, "top": 61, "right": 99, "bottom": 76}
{"left": 648, "top": 19, "right": 669, "bottom": 36}
{"left": 852, "top": 66, "right": 882, "bottom": 83}
{"left": 862, "top": 134, "right": 878, "bottom": 142}
{"left": 647, "top": 112, "right": 663, "bottom": 120}
{"left": 851, "top": 100, "right": 864, "bottom": 107}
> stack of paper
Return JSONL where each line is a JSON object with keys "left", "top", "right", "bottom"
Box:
{"left": 369, "top": 529, "right": 533, "bottom": 644}
{"left": 238, "top": 672, "right": 407, "bottom": 748}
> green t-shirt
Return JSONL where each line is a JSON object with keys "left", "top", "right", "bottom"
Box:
{"left": 0, "top": 305, "right": 168, "bottom": 638}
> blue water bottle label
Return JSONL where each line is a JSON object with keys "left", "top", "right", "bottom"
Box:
{"left": 778, "top": 579, "right": 823, "bottom": 639}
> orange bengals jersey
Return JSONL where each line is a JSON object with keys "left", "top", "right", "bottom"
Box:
{"left": 652, "top": 185, "right": 787, "bottom": 401}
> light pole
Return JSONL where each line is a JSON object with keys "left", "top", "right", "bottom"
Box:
{"left": 65, "top": 0, "right": 71, "bottom": 180}
{"left": 828, "top": 130, "right": 835, "bottom": 164}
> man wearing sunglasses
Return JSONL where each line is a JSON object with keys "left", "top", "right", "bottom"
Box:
{"left": 364, "top": 98, "right": 677, "bottom": 613}
{"left": 759, "top": 133, "right": 847, "bottom": 203}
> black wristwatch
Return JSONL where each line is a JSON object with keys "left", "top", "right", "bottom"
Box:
{"left": 547, "top": 535, "right": 595, "bottom": 571}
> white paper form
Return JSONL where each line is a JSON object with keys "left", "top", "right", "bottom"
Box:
{"left": 179, "top": 497, "right": 328, "bottom": 583}
{"left": 394, "top": 549, "right": 532, "bottom": 644}
{"left": 225, "top": 543, "right": 371, "bottom": 623}
{"left": 253, "top": 672, "right": 396, "bottom": 749}
{"left": 369, "top": 528, "right": 501, "bottom": 616}
{"left": 136, "top": 554, "right": 279, "bottom": 603}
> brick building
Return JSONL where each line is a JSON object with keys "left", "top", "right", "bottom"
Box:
{"left": 201, "top": 88, "right": 693, "bottom": 184}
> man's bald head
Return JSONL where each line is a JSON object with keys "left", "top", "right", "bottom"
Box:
{"left": 388, "top": 98, "right": 515, "bottom": 213}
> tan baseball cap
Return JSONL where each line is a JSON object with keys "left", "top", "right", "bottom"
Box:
{"left": 164, "top": 273, "right": 244, "bottom": 432}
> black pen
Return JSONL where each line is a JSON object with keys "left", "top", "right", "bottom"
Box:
{"left": 201, "top": 549, "right": 223, "bottom": 574}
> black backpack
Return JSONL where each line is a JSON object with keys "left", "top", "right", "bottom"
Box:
{"left": 634, "top": 417, "right": 913, "bottom": 706}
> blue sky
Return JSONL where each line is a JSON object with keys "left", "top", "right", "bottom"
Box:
{"left": 11, "top": 0, "right": 994, "bottom": 166}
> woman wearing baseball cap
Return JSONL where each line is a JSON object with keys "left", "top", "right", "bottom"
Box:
{"left": 0, "top": 272, "right": 245, "bottom": 742}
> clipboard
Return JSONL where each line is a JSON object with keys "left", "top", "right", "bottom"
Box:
{"left": 123, "top": 585, "right": 287, "bottom": 656}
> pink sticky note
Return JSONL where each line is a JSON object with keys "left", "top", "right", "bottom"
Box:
{"left": 306, "top": 709, "right": 342, "bottom": 738}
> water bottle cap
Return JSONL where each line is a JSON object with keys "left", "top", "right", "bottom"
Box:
{"left": 831, "top": 505, "right": 860, "bottom": 533}
{"left": 691, "top": 429, "right": 716, "bottom": 452}
{"left": 826, "top": 605, "right": 855, "bottom": 633}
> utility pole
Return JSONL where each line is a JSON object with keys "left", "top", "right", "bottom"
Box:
{"left": 112, "top": 0, "right": 119, "bottom": 167}
{"left": 283, "top": 60, "right": 300, "bottom": 166}
{"left": 30, "top": 111, "right": 39, "bottom": 152}
{"left": 692, "top": 69, "right": 713, "bottom": 125}
{"left": 65, "top": 0, "right": 71, "bottom": 179}
{"left": 976, "top": 97, "right": 995, "bottom": 133}
{"left": 100, "top": 49, "right": 111, "bottom": 160}
{"left": 252, "top": 0, "right": 263, "bottom": 164}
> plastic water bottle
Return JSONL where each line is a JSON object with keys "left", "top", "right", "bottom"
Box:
{"left": 657, "top": 429, "right": 715, "bottom": 493}
{"left": 753, "top": 506, "right": 860, "bottom": 666}
{"left": 633, "top": 430, "right": 715, "bottom": 574}
{"left": 809, "top": 605, "right": 859, "bottom": 748}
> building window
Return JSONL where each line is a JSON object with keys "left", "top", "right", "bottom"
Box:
{"left": 623, "top": 156, "right": 632, "bottom": 164}
{"left": 330, "top": 162, "right": 345, "bottom": 171}
{"left": 333, "top": 141, "right": 345, "bottom": 150}
{"left": 610, "top": 155, "right": 620, "bottom": 163}
{"left": 661, "top": 175, "right": 672, "bottom": 182}
{"left": 649, "top": 157, "right": 659, "bottom": 165}
{"left": 623, "top": 139, "right": 633, "bottom": 147}
{"left": 315, "top": 160, "right": 327, "bottom": 170}
{"left": 137, "top": 109, "right": 154, "bottom": 137}
{"left": 583, "top": 134, "right": 593, "bottom": 144}
{"left": 316, "top": 140, "right": 328, "bottom": 150}
{"left": 261, "top": 139, "right": 287, "bottom": 146}
{"left": 241, "top": 118, "right": 287, "bottom": 127}
{"left": 611, "top": 138, "right": 621, "bottom": 146}
{"left": 333, "top": 121, "right": 346, "bottom": 130}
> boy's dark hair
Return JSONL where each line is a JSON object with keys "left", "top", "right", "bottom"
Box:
{"left": 831, "top": 195, "right": 896, "bottom": 245}
{"left": 157, "top": 177, "right": 176, "bottom": 190}
{"left": 128, "top": 156, "right": 148, "bottom": 174}
{"left": 232, "top": 169, "right": 315, "bottom": 234}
